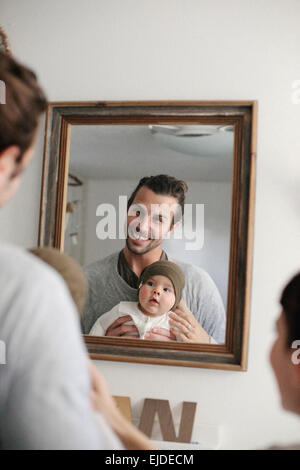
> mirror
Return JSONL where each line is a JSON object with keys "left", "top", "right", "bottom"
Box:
{"left": 39, "top": 101, "right": 257, "bottom": 370}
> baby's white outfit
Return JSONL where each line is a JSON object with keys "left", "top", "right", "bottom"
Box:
{"left": 89, "top": 301, "right": 172, "bottom": 338}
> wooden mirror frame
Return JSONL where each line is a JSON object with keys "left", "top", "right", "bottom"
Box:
{"left": 39, "top": 101, "right": 257, "bottom": 370}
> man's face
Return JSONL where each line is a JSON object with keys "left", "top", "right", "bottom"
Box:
{"left": 270, "top": 311, "right": 300, "bottom": 413}
{"left": 0, "top": 145, "right": 34, "bottom": 207}
{"left": 126, "top": 186, "right": 179, "bottom": 255}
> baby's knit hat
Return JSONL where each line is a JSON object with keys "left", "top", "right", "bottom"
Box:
{"left": 139, "top": 260, "right": 185, "bottom": 308}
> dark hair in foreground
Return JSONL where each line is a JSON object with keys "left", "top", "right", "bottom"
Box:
{"left": 280, "top": 273, "right": 300, "bottom": 347}
{"left": 127, "top": 174, "right": 188, "bottom": 224}
{"left": 0, "top": 51, "right": 47, "bottom": 160}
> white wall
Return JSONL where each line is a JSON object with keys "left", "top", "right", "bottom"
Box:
{"left": 2, "top": 0, "right": 300, "bottom": 449}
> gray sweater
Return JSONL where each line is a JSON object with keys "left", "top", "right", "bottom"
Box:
{"left": 82, "top": 252, "right": 226, "bottom": 343}
{"left": 0, "top": 245, "right": 122, "bottom": 450}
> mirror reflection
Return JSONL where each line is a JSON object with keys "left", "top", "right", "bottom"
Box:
{"left": 65, "top": 124, "right": 234, "bottom": 344}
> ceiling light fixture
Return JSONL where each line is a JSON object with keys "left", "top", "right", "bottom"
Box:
{"left": 149, "top": 125, "right": 234, "bottom": 158}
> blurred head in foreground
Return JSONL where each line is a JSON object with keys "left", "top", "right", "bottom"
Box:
{"left": 270, "top": 273, "right": 300, "bottom": 414}
{"left": 29, "top": 247, "right": 87, "bottom": 317}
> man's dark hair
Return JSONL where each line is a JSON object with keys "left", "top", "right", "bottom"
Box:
{"left": 127, "top": 175, "right": 188, "bottom": 224}
{"left": 280, "top": 273, "right": 300, "bottom": 347}
{"left": 0, "top": 51, "right": 47, "bottom": 161}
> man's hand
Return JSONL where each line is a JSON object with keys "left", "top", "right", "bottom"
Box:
{"left": 169, "top": 298, "right": 210, "bottom": 344}
{"left": 105, "top": 315, "right": 139, "bottom": 337}
{"left": 144, "top": 327, "right": 177, "bottom": 342}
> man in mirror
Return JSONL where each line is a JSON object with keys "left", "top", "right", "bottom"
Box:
{"left": 82, "top": 174, "right": 225, "bottom": 344}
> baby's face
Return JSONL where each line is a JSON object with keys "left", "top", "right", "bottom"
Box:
{"left": 138, "top": 274, "right": 176, "bottom": 316}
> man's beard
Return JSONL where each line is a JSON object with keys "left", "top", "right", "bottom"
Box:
{"left": 125, "top": 236, "right": 162, "bottom": 255}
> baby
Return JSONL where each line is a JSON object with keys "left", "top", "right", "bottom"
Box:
{"left": 89, "top": 260, "right": 185, "bottom": 339}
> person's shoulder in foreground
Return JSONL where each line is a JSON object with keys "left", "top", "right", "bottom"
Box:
{"left": 0, "top": 244, "right": 120, "bottom": 449}
{"left": 168, "top": 256, "right": 226, "bottom": 344}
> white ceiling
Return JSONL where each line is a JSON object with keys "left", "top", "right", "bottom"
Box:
{"left": 69, "top": 125, "right": 234, "bottom": 182}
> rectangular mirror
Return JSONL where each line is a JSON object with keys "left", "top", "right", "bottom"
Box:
{"left": 39, "top": 101, "right": 257, "bottom": 370}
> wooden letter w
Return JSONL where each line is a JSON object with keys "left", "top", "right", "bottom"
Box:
{"left": 138, "top": 398, "right": 196, "bottom": 443}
